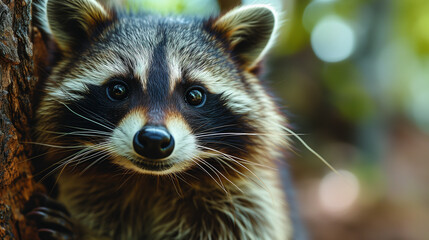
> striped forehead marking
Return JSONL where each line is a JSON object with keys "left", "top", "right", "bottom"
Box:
{"left": 141, "top": 34, "right": 169, "bottom": 108}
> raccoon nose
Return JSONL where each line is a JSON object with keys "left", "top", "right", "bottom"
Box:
{"left": 133, "top": 126, "right": 175, "bottom": 159}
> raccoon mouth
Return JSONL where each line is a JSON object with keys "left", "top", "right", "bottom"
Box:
{"left": 131, "top": 160, "right": 174, "bottom": 171}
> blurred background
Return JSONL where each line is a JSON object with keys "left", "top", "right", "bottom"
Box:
{"left": 123, "top": 0, "right": 429, "bottom": 239}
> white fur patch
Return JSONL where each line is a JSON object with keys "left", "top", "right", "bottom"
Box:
{"left": 134, "top": 52, "right": 151, "bottom": 90}
{"left": 165, "top": 115, "right": 201, "bottom": 169}
{"left": 166, "top": 55, "right": 182, "bottom": 94}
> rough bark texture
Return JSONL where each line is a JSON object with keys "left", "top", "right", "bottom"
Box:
{"left": 0, "top": 0, "right": 42, "bottom": 239}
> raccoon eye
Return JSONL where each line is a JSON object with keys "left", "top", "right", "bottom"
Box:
{"left": 107, "top": 81, "right": 128, "bottom": 101}
{"left": 185, "top": 86, "right": 206, "bottom": 107}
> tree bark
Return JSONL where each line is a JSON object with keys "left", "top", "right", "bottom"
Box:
{"left": 0, "top": 0, "right": 42, "bottom": 239}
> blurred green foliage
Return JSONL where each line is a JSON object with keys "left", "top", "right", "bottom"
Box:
{"left": 125, "top": 0, "right": 218, "bottom": 15}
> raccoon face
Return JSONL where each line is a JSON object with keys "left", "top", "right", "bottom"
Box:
{"left": 37, "top": 0, "right": 284, "bottom": 176}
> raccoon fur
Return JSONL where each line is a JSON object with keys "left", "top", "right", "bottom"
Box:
{"left": 30, "top": 0, "right": 296, "bottom": 239}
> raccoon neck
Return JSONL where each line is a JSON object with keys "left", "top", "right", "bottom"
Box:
{"left": 57, "top": 165, "right": 289, "bottom": 239}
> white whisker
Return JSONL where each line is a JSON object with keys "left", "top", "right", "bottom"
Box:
{"left": 282, "top": 126, "right": 339, "bottom": 175}
{"left": 190, "top": 157, "right": 227, "bottom": 194}
{"left": 197, "top": 145, "right": 271, "bottom": 194}
{"left": 56, "top": 100, "right": 114, "bottom": 131}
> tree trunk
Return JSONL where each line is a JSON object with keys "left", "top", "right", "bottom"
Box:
{"left": 0, "top": 0, "right": 43, "bottom": 239}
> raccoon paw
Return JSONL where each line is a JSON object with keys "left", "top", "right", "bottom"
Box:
{"left": 25, "top": 193, "right": 76, "bottom": 240}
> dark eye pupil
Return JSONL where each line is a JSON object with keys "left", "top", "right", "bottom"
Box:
{"left": 108, "top": 82, "right": 128, "bottom": 100}
{"left": 186, "top": 88, "right": 205, "bottom": 106}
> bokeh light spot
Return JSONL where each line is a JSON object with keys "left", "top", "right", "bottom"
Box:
{"left": 318, "top": 170, "right": 360, "bottom": 215}
{"left": 311, "top": 16, "right": 356, "bottom": 62}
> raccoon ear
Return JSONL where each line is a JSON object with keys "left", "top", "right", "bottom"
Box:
{"left": 212, "top": 5, "right": 278, "bottom": 69}
{"left": 46, "top": 0, "right": 112, "bottom": 53}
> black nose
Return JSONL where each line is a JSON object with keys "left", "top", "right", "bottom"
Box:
{"left": 133, "top": 126, "right": 175, "bottom": 159}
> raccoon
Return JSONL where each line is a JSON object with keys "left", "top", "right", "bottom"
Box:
{"left": 28, "top": 0, "right": 296, "bottom": 239}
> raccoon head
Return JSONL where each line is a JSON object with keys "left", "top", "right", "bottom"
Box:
{"left": 37, "top": 0, "right": 286, "bottom": 177}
